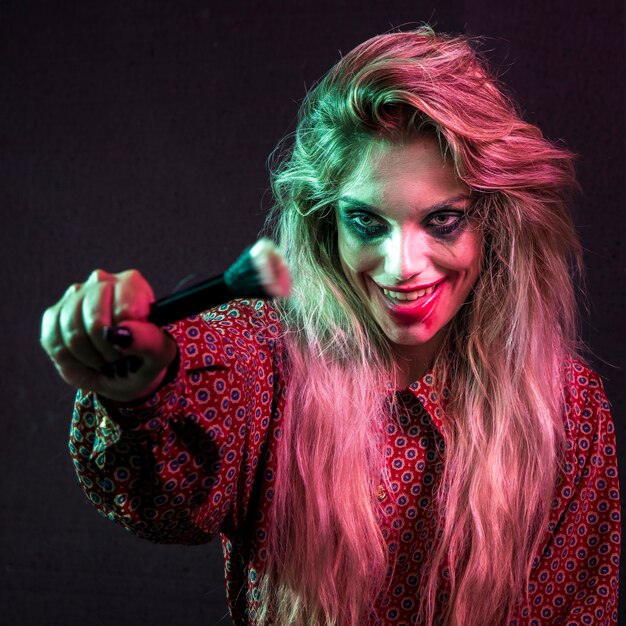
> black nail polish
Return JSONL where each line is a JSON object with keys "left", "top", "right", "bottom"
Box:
{"left": 113, "top": 358, "right": 128, "bottom": 377}
{"left": 125, "top": 356, "right": 143, "bottom": 373}
{"left": 104, "top": 326, "right": 134, "bottom": 348}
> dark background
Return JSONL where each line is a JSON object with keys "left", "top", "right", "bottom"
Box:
{"left": 1, "top": 1, "right": 624, "bottom": 624}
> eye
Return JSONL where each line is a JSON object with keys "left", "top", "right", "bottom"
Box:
{"left": 430, "top": 213, "right": 457, "bottom": 226}
{"left": 352, "top": 213, "right": 377, "bottom": 228}
{"left": 428, "top": 211, "right": 465, "bottom": 236}
{"left": 343, "top": 211, "right": 386, "bottom": 238}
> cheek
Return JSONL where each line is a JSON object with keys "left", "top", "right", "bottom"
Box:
{"left": 446, "top": 232, "right": 482, "bottom": 277}
{"left": 337, "top": 232, "right": 357, "bottom": 285}
{"left": 338, "top": 230, "right": 374, "bottom": 275}
{"left": 465, "top": 232, "right": 483, "bottom": 278}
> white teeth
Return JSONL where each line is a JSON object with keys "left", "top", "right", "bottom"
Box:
{"left": 382, "top": 285, "right": 436, "bottom": 301}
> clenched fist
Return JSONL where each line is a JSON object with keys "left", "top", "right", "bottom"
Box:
{"left": 40, "top": 269, "right": 178, "bottom": 403}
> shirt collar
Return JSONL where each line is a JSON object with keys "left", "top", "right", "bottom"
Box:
{"left": 386, "top": 369, "right": 451, "bottom": 439}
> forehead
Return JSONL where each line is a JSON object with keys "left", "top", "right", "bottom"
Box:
{"left": 339, "top": 135, "right": 465, "bottom": 209}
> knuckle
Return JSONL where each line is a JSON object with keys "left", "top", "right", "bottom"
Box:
{"left": 115, "top": 301, "right": 146, "bottom": 321}
{"left": 42, "top": 298, "right": 61, "bottom": 316}
{"left": 87, "top": 268, "right": 111, "bottom": 283}
{"left": 65, "top": 328, "right": 87, "bottom": 353}
{"left": 64, "top": 282, "right": 82, "bottom": 298}
{"left": 118, "top": 268, "right": 145, "bottom": 285}
{"left": 40, "top": 306, "right": 55, "bottom": 330}
{"left": 39, "top": 333, "right": 53, "bottom": 352}
{"left": 83, "top": 289, "right": 110, "bottom": 318}
{"left": 40, "top": 307, "right": 59, "bottom": 350}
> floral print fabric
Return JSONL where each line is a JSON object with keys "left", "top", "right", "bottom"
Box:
{"left": 69, "top": 298, "right": 620, "bottom": 625}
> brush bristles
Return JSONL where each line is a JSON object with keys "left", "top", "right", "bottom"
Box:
{"left": 224, "top": 238, "right": 292, "bottom": 299}
{"left": 249, "top": 238, "right": 292, "bottom": 298}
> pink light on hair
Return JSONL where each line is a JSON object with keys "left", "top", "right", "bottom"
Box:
{"left": 255, "top": 25, "right": 584, "bottom": 626}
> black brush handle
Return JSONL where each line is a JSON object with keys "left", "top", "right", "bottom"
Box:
{"left": 147, "top": 243, "right": 274, "bottom": 326}
{"left": 147, "top": 275, "right": 232, "bottom": 326}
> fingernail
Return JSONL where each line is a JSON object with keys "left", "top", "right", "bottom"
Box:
{"left": 125, "top": 356, "right": 143, "bottom": 373}
{"left": 113, "top": 358, "right": 128, "bottom": 377}
{"left": 104, "top": 326, "right": 133, "bottom": 348}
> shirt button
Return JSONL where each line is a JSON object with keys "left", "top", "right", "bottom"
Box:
{"left": 375, "top": 485, "right": 386, "bottom": 501}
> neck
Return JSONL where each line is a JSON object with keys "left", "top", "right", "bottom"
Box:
{"left": 392, "top": 334, "right": 444, "bottom": 387}
{"left": 395, "top": 359, "right": 428, "bottom": 388}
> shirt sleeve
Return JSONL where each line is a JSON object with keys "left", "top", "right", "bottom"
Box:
{"left": 68, "top": 298, "right": 285, "bottom": 545}
{"left": 523, "top": 365, "right": 621, "bottom": 625}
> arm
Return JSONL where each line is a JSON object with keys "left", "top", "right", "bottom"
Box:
{"left": 40, "top": 268, "right": 285, "bottom": 544}
{"left": 70, "top": 299, "right": 285, "bottom": 544}
{"left": 69, "top": 299, "right": 284, "bottom": 544}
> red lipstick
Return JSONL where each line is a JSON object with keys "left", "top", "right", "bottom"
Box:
{"left": 376, "top": 278, "right": 444, "bottom": 292}
{"left": 376, "top": 279, "right": 447, "bottom": 326}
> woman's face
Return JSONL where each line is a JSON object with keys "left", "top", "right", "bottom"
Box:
{"left": 335, "top": 134, "right": 482, "bottom": 371}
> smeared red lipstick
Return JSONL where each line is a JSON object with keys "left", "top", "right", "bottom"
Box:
{"left": 376, "top": 278, "right": 443, "bottom": 292}
{"left": 375, "top": 278, "right": 447, "bottom": 326}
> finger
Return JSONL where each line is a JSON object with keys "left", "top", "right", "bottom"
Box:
{"left": 104, "top": 319, "right": 175, "bottom": 367}
{"left": 53, "top": 355, "right": 102, "bottom": 389}
{"left": 100, "top": 320, "right": 178, "bottom": 398}
{"left": 85, "top": 268, "right": 113, "bottom": 285}
{"left": 112, "top": 270, "right": 154, "bottom": 323}
{"left": 40, "top": 301, "right": 63, "bottom": 358}
{"left": 96, "top": 322, "right": 178, "bottom": 402}
{"left": 44, "top": 305, "right": 101, "bottom": 388}
{"left": 58, "top": 285, "right": 107, "bottom": 370}
{"left": 40, "top": 283, "right": 82, "bottom": 363}
{"left": 82, "top": 280, "right": 121, "bottom": 362}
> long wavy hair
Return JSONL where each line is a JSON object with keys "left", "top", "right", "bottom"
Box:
{"left": 255, "top": 26, "right": 583, "bottom": 626}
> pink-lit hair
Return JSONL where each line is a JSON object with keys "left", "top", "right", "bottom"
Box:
{"left": 257, "top": 26, "right": 583, "bottom": 626}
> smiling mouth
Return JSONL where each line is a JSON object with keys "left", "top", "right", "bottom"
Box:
{"left": 377, "top": 280, "right": 444, "bottom": 305}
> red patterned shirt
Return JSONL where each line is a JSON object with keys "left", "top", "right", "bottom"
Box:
{"left": 69, "top": 298, "right": 620, "bottom": 625}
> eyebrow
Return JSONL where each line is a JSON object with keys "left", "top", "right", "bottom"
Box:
{"left": 337, "top": 194, "right": 471, "bottom": 215}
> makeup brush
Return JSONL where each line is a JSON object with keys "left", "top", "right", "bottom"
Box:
{"left": 148, "top": 238, "right": 292, "bottom": 326}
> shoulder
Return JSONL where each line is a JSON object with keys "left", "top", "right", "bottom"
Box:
{"left": 202, "top": 298, "right": 282, "bottom": 337}
{"left": 166, "top": 298, "right": 282, "bottom": 343}
{"left": 201, "top": 298, "right": 284, "bottom": 357}
{"left": 561, "top": 356, "right": 610, "bottom": 418}
{"left": 561, "top": 356, "right": 614, "bottom": 465}
{"left": 163, "top": 298, "right": 284, "bottom": 372}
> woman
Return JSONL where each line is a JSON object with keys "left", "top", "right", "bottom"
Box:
{"left": 40, "top": 26, "right": 619, "bottom": 626}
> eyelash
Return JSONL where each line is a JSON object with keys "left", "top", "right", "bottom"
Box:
{"left": 344, "top": 210, "right": 466, "bottom": 239}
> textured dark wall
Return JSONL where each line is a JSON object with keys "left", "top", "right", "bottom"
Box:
{"left": 1, "top": 1, "right": 623, "bottom": 625}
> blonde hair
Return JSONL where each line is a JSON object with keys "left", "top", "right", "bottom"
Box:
{"left": 256, "top": 26, "right": 583, "bottom": 626}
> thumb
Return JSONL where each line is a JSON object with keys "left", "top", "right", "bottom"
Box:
{"left": 98, "top": 320, "right": 179, "bottom": 402}
{"left": 104, "top": 320, "right": 177, "bottom": 372}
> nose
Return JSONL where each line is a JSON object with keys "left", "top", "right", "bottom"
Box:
{"left": 383, "top": 229, "right": 430, "bottom": 282}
